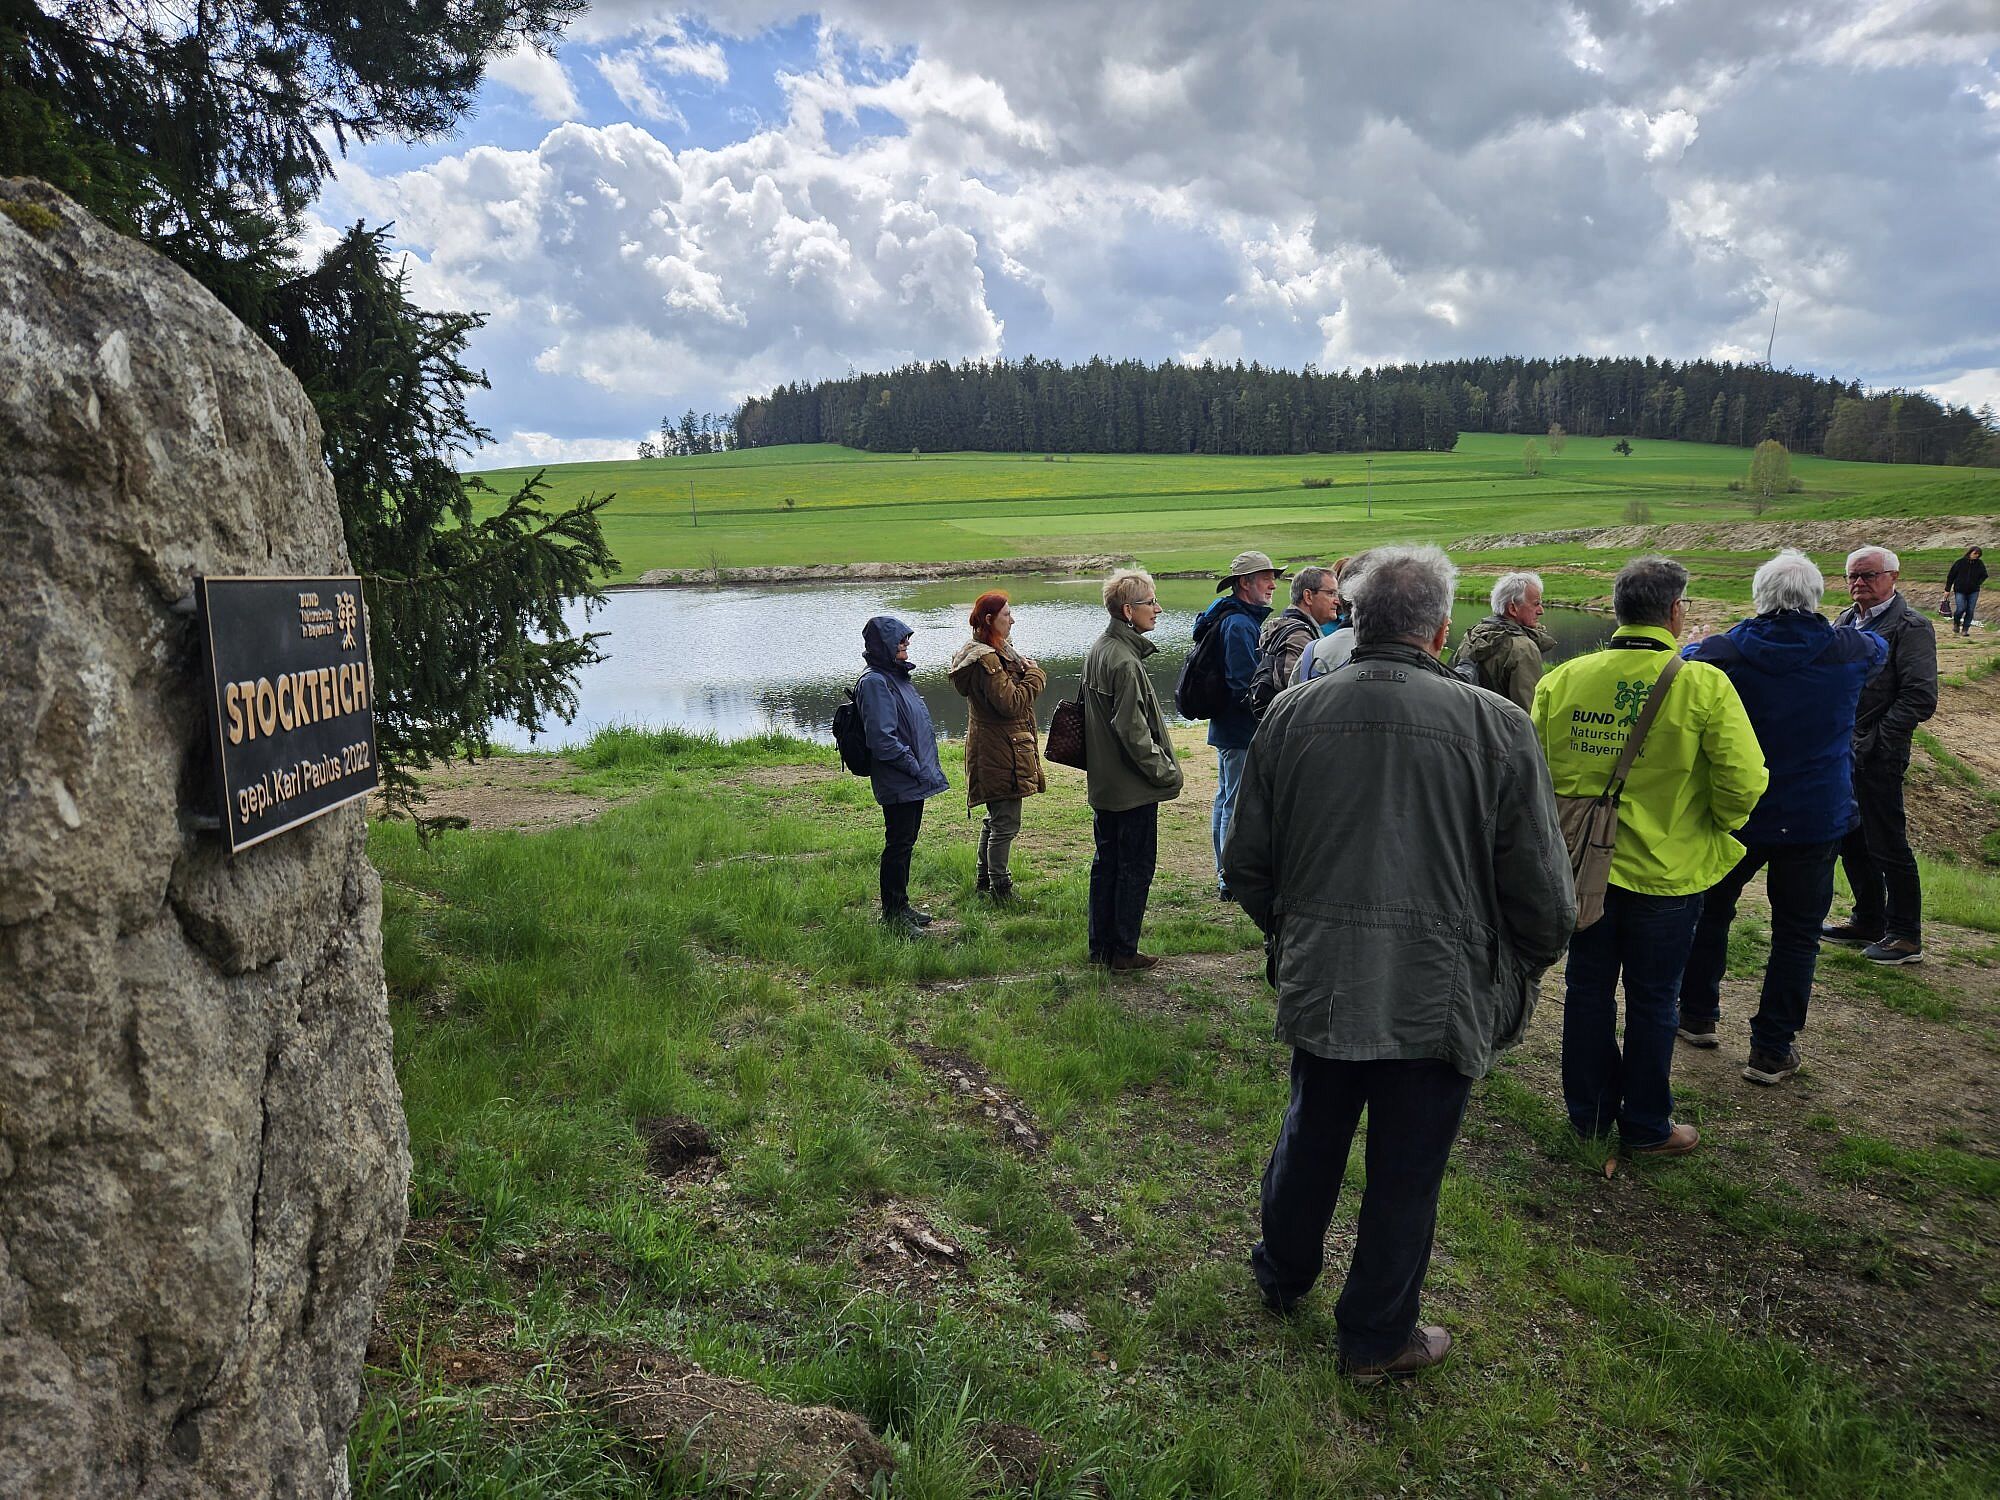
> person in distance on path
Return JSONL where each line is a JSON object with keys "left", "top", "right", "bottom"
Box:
{"left": 1081, "top": 570, "right": 1184, "bottom": 971}
{"left": 1225, "top": 545, "right": 1574, "bottom": 1384}
{"left": 1825, "top": 546, "right": 1938, "bottom": 966}
{"left": 948, "top": 591, "right": 1046, "bottom": 902}
{"left": 1532, "top": 557, "right": 1767, "bottom": 1158}
{"left": 1945, "top": 545, "right": 1985, "bottom": 637}
{"left": 1675, "top": 550, "right": 1886, "bottom": 1085}
{"left": 856, "top": 616, "right": 949, "bottom": 937}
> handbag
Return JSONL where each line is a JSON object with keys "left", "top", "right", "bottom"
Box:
{"left": 1044, "top": 680, "right": 1087, "bottom": 769}
{"left": 1555, "top": 654, "right": 1683, "bottom": 932}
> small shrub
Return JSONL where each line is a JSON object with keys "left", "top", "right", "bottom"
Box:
{"left": 1624, "top": 499, "right": 1653, "bottom": 525}
{"left": 1300, "top": 477, "right": 1332, "bottom": 489}
{"left": 1787, "top": 478, "right": 1804, "bottom": 492}
{"left": 1726, "top": 479, "right": 1743, "bottom": 492}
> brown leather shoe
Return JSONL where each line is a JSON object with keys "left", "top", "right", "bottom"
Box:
{"left": 1342, "top": 1325, "right": 1452, "bottom": 1385}
{"left": 1631, "top": 1122, "right": 1700, "bottom": 1157}
{"left": 1109, "top": 952, "right": 1160, "bottom": 972}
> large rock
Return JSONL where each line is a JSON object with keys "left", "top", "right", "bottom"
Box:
{"left": 0, "top": 180, "right": 409, "bottom": 1495}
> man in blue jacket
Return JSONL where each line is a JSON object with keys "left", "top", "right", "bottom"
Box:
{"left": 1676, "top": 551, "right": 1887, "bottom": 1084}
{"left": 856, "top": 616, "right": 950, "bottom": 935}
{"left": 1194, "top": 550, "right": 1281, "bottom": 899}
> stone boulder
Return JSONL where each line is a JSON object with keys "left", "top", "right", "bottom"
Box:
{"left": 0, "top": 180, "right": 409, "bottom": 1496}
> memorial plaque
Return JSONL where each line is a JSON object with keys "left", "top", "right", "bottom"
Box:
{"left": 198, "top": 575, "right": 379, "bottom": 853}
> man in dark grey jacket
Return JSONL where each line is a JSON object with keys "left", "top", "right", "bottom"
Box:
{"left": 1224, "top": 545, "right": 1574, "bottom": 1384}
{"left": 1825, "top": 545, "right": 1939, "bottom": 964}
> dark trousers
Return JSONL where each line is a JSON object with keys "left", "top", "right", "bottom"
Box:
{"left": 1842, "top": 759, "right": 1921, "bottom": 942}
{"left": 879, "top": 799, "right": 924, "bottom": 913}
{"left": 1251, "top": 1053, "right": 1472, "bottom": 1364}
{"left": 1088, "top": 803, "right": 1157, "bottom": 958}
{"left": 1561, "top": 884, "right": 1704, "bottom": 1148}
{"left": 1680, "top": 840, "right": 1839, "bottom": 1054}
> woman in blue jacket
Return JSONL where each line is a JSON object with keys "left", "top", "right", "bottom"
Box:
{"left": 856, "top": 615, "right": 950, "bottom": 934}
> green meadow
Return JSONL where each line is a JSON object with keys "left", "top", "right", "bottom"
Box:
{"left": 470, "top": 434, "right": 2000, "bottom": 588}
{"left": 356, "top": 724, "right": 2000, "bottom": 1497}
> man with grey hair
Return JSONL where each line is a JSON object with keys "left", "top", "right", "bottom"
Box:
{"left": 1253, "top": 565, "right": 1340, "bottom": 710}
{"left": 1678, "top": 551, "right": 1887, "bottom": 1083}
{"left": 1826, "top": 545, "right": 1938, "bottom": 964}
{"left": 1225, "top": 545, "right": 1574, "bottom": 1384}
{"left": 1533, "top": 557, "right": 1766, "bottom": 1156}
{"left": 1450, "top": 570, "right": 1557, "bottom": 711}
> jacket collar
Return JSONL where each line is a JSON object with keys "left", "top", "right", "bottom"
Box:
{"left": 1108, "top": 618, "right": 1158, "bottom": 657}
{"left": 1610, "top": 623, "right": 1679, "bottom": 650}
{"left": 1350, "top": 641, "right": 1452, "bottom": 676}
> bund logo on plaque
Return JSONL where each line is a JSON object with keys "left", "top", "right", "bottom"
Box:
{"left": 198, "top": 576, "right": 379, "bottom": 853}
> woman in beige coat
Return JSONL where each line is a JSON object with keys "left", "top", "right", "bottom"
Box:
{"left": 947, "top": 591, "right": 1047, "bottom": 900}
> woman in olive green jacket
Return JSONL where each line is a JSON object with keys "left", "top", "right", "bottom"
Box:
{"left": 947, "top": 591, "right": 1046, "bottom": 899}
{"left": 1080, "top": 570, "right": 1183, "bottom": 968}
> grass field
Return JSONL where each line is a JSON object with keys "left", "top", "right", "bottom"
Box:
{"left": 355, "top": 721, "right": 2000, "bottom": 1497}
{"left": 469, "top": 435, "right": 2000, "bottom": 589}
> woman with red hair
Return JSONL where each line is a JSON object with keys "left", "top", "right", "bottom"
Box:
{"left": 948, "top": 590, "right": 1047, "bottom": 900}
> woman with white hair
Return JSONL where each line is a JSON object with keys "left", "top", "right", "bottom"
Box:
{"left": 1676, "top": 549, "right": 1888, "bottom": 1084}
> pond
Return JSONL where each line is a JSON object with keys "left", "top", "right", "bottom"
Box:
{"left": 491, "top": 576, "right": 1614, "bottom": 749}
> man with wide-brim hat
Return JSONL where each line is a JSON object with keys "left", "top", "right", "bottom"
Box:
{"left": 1194, "top": 550, "right": 1286, "bottom": 898}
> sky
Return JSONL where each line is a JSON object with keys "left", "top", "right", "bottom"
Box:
{"left": 306, "top": 1, "right": 2000, "bottom": 470}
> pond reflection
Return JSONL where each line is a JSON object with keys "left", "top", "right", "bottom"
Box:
{"left": 493, "top": 578, "right": 1613, "bottom": 749}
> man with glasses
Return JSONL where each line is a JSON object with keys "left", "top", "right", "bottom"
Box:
{"left": 1253, "top": 565, "right": 1341, "bottom": 712}
{"left": 1825, "top": 546, "right": 1938, "bottom": 965}
{"left": 1532, "top": 557, "right": 1767, "bottom": 1158}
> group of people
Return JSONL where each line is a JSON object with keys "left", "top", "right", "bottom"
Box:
{"left": 848, "top": 535, "right": 1953, "bottom": 1383}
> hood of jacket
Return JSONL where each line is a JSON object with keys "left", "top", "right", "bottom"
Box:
{"left": 1463, "top": 613, "right": 1555, "bottom": 662}
{"left": 947, "top": 638, "right": 1014, "bottom": 689}
{"left": 863, "top": 614, "right": 915, "bottom": 676}
{"left": 1192, "top": 594, "right": 1271, "bottom": 642}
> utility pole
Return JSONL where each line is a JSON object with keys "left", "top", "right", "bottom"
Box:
{"left": 690, "top": 478, "right": 697, "bottom": 529}
{"left": 1365, "top": 455, "right": 1373, "bottom": 519}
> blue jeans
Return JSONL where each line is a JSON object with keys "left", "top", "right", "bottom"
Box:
{"left": 1561, "top": 885, "right": 1704, "bottom": 1148}
{"left": 1212, "top": 745, "right": 1248, "bottom": 889}
{"left": 1953, "top": 590, "right": 1980, "bottom": 632}
{"left": 1679, "top": 841, "right": 1839, "bottom": 1054}
{"left": 1251, "top": 1052, "right": 1472, "bottom": 1364}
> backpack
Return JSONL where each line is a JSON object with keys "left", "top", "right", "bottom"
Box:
{"left": 1449, "top": 653, "right": 1483, "bottom": 687}
{"left": 832, "top": 678, "right": 873, "bottom": 775}
{"left": 1175, "top": 612, "right": 1234, "bottom": 719}
{"left": 1249, "top": 616, "right": 1315, "bottom": 715}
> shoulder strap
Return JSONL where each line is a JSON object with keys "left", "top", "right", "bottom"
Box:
{"left": 1607, "top": 654, "right": 1684, "bottom": 796}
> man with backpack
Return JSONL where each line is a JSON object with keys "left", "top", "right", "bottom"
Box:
{"left": 1531, "top": 558, "right": 1766, "bottom": 1158}
{"left": 1450, "top": 572, "right": 1556, "bottom": 711}
{"left": 1254, "top": 566, "right": 1340, "bottom": 712}
{"left": 1187, "top": 550, "right": 1283, "bottom": 900}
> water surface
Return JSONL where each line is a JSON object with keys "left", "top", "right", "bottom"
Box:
{"left": 493, "top": 577, "right": 1612, "bottom": 748}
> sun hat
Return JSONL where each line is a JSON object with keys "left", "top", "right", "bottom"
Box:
{"left": 1215, "top": 550, "right": 1287, "bottom": 592}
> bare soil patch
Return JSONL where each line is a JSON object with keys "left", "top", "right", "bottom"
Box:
{"left": 389, "top": 754, "right": 614, "bottom": 831}
{"left": 583, "top": 1350, "right": 895, "bottom": 1498}
{"left": 845, "top": 1201, "right": 972, "bottom": 1291}
{"left": 1458, "top": 516, "right": 2000, "bottom": 555}
{"left": 911, "top": 1043, "right": 1045, "bottom": 1152}
{"left": 638, "top": 1114, "right": 720, "bottom": 1180}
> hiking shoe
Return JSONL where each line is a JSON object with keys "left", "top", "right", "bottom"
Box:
{"left": 1109, "top": 952, "right": 1160, "bottom": 972}
{"left": 1863, "top": 937, "right": 1923, "bottom": 966}
{"left": 905, "top": 906, "right": 935, "bottom": 927}
{"left": 1631, "top": 1122, "right": 1700, "bottom": 1158}
{"left": 1087, "top": 951, "right": 1110, "bottom": 968}
{"left": 1743, "top": 1046, "right": 1802, "bottom": 1085}
{"left": 1676, "top": 1015, "right": 1719, "bottom": 1049}
{"left": 1821, "top": 920, "right": 1884, "bottom": 947}
{"left": 1341, "top": 1325, "right": 1452, "bottom": 1386}
{"left": 880, "top": 909, "right": 927, "bottom": 939}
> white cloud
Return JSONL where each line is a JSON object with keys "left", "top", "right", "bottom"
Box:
{"left": 595, "top": 51, "right": 688, "bottom": 125}
{"left": 472, "top": 431, "right": 649, "bottom": 468}
{"left": 488, "top": 42, "right": 582, "bottom": 121}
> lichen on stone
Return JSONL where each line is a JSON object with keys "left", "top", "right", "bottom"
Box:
{"left": 0, "top": 200, "right": 62, "bottom": 239}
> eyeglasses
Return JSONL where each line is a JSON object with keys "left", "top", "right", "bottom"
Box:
{"left": 1130, "top": 598, "right": 1159, "bottom": 608}
{"left": 1846, "top": 570, "right": 1890, "bottom": 583}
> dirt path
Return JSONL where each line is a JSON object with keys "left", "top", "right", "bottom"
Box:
{"left": 388, "top": 754, "right": 614, "bottom": 830}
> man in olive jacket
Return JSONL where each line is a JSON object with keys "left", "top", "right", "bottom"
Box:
{"left": 1224, "top": 545, "right": 1574, "bottom": 1384}
{"left": 1082, "top": 569, "right": 1184, "bottom": 969}
{"left": 1451, "top": 570, "right": 1557, "bottom": 711}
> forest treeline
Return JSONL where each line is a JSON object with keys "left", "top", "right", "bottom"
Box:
{"left": 722, "top": 355, "right": 1999, "bottom": 464}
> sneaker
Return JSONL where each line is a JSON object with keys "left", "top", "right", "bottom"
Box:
{"left": 1630, "top": 1122, "right": 1700, "bottom": 1157}
{"left": 1863, "top": 937, "right": 1923, "bottom": 966}
{"left": 880, "top": 909, "right": 927, "bottom": 939}
{"left": 1341, "top": 1325, "right": 1453, "bottom": 1386}
{"left": 1217, "top": 884, "right": 1234, "bottom": 902}
{"left": 1676, "top": 1015, "right": 1719, "bottom": 1048}
{"left": 905, "top": 906, "right": 935, "bottom": 927}
{"left": 1743, "top": 1046, "right": 1802, "bottom": 1085}
{"left": 1109, "top": 952, "right": 1160, "bottom": 972}
{"left": 1821, "top": 920, "right": 1884, "bottom": 947}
